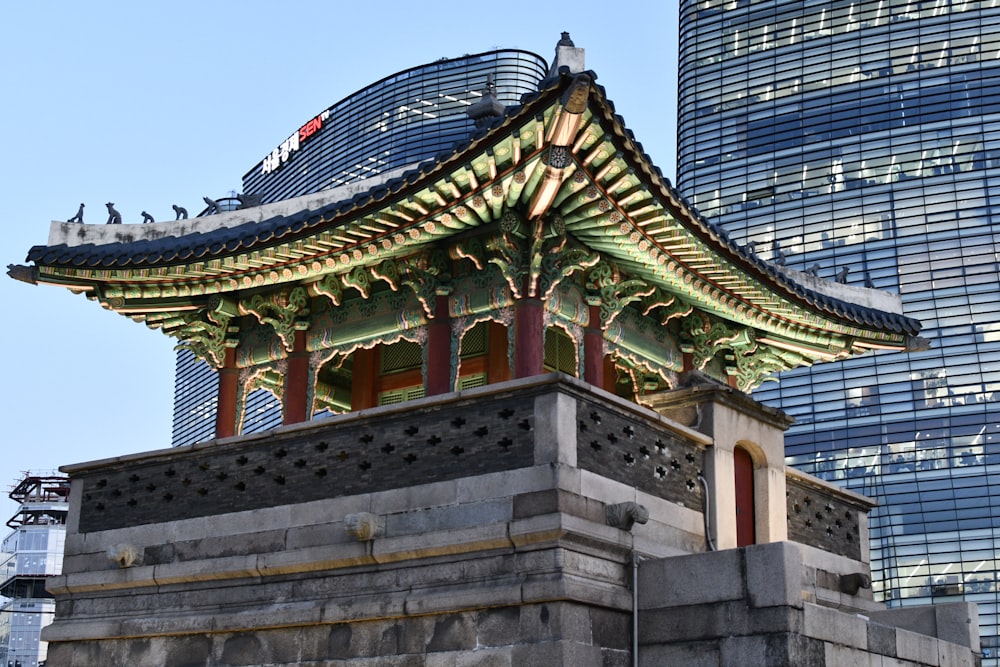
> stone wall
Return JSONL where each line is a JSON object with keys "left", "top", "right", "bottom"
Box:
{"left": 72, "top": 376, "right": 716, "bottom": 535}
{"left": 46, "top": 376, "right": 708, "bottom": 666}
{"left": 49, "top": 598, "right": 630, "bottom": 666}
{"left": 45, "top": 376, "right": 978, "bottom": 665}
{"left": 73, "top": 388, "right": 539, "bottom": 533}
{"left": 575, "top": 392, "right": 704, "bottom": 511}
{"left": 638, "top": 542, "right": 980, "bottom": 667}
{"left": 786, "top": 470, "right": 868, "bottom": 561}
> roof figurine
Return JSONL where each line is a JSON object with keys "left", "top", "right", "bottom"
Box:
{"left": 202, "top": 196, "right": 222, "bottom": 215}
{"left": 773, "top": 240, "right": 787, "bottom": 266}
{"left": 67, "top": 203, "right": 84, "bottom": 224}
{"left": 105, "top": 202, "right": 121, "bottom": 225}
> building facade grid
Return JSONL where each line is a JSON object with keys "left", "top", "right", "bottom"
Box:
{"left": 678, "top": 0, "right": 1000, "bottom": 659}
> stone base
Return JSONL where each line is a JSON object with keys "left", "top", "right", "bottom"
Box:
{"left": 43, "top": 378, "right": 980, "bottom": 666}
{"left": 639, "top": 542, "right": 981, "bottom": 667}
{"left": 46, "top": 601, "right": 630, "bottom": 667}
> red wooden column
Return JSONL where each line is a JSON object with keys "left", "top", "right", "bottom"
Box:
{"left": 283, "top": 330, "right": 309, "bottom": 425}
{"left": 351, "top": 347, "right": 377, "bottom": 410}
{"left": 513, "top": 295, "right": 545, "bottom": 378}
{"left": 602, "top": 357, "right": 617, "bottom": 394}
{"left": 215, "top": 347, "right": 239, "bottom": 439}
{"left": 681, "top": 344, "right": 695, "bottom": 373}
{"left": 486, "top": 321, "right": 510, "bottom": 384}
{"left": 583, "top": 302, "right": 604, "bottom": 387}
{"left": 425, "top": 293, "right": 452, "bottom": 396}
{"left": 734, "top": 446, "right": 756, "bottom": 547}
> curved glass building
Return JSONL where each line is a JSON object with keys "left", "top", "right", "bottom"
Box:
{"left": 677, "top": 0, "right": 1000, "bottom": 658}
{"left": 242, "top": 50, "right": 549, "bottom": 203}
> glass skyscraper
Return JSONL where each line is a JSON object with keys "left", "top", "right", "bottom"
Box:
{"left": 677, "top": 0, "right": 1000, "bottom": 657}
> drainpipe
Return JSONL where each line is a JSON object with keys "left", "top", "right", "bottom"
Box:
{"left": 699, "top": 474, "right": 717, "bottom": 552}
{"left": 632, "top": 550, "right": 640, "bottom": 667}
{"left": 606, "top": 503, "right": 647, "bottom": 667}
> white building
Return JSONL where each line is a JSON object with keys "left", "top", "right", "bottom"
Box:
{"left": 0, "top": 474, "right": 68, "bottom": 667}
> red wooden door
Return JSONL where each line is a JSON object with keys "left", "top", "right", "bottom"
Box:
{"left": 734, "top": 447, "right": 756, "bottom": 546}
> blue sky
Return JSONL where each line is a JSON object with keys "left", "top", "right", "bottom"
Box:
{"left": 0, "top": 1, "right": 678, "bottom": 518}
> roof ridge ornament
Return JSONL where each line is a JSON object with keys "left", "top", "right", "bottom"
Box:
{"left": 466, "top": 73, "right": 506, "bottom": 129}
{"left": 6, "top": 264, "right": 37, "bottom": 285}
{"left": 548, "top": 32, "right": 586, "bottom": 78}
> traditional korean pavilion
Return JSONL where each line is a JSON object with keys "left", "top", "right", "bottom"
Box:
{"left": 10, "top": 64, "right": 922, "bottom": 443}
{"left": 14, "top": 40, "right": 983, "bottom": 667}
